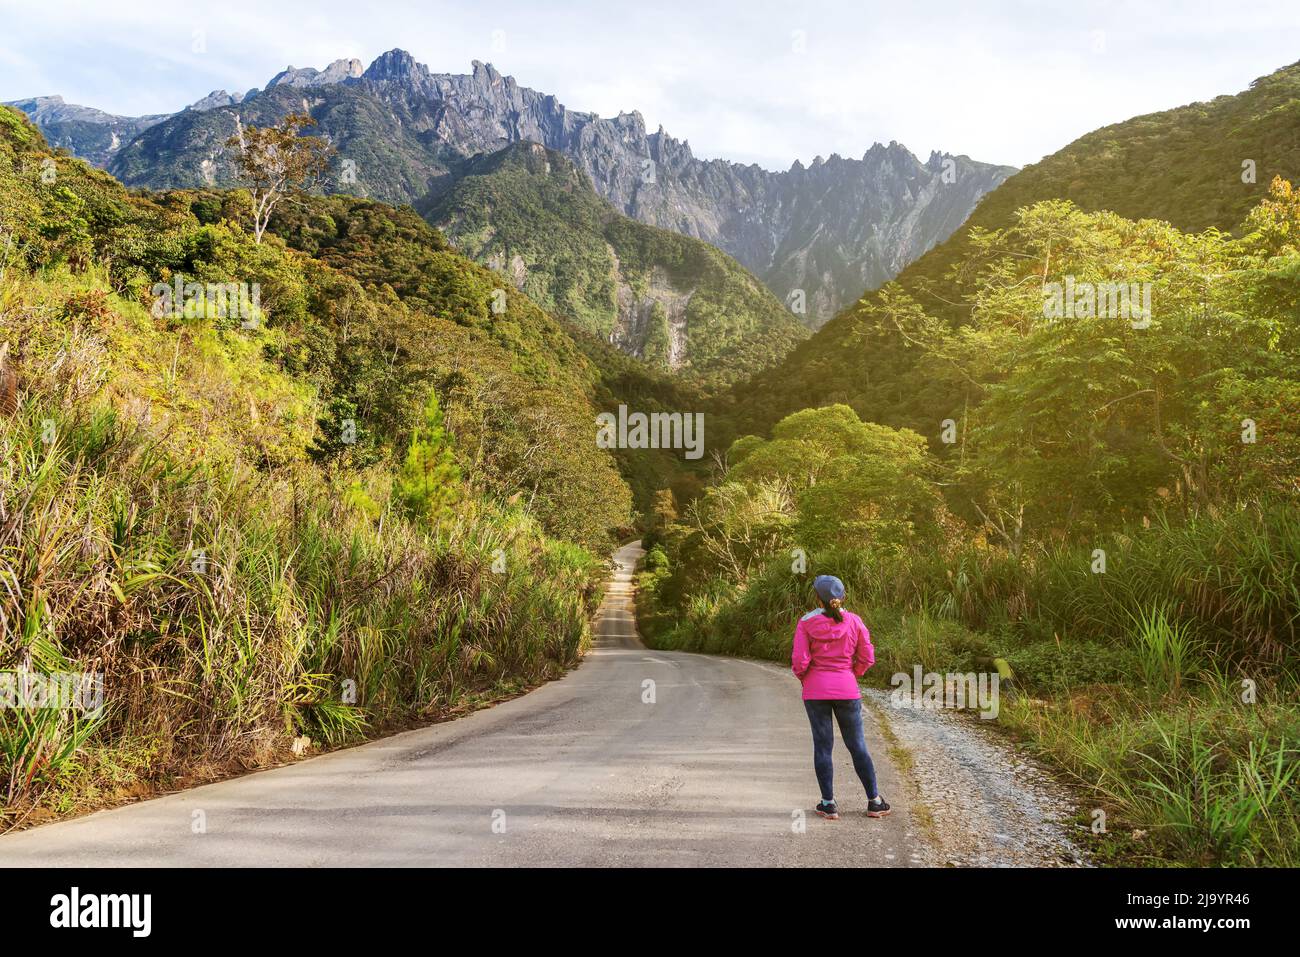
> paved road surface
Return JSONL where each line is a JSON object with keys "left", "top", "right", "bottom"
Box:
{"left": 0, "top": 542, "right": 917, "bottom": 867}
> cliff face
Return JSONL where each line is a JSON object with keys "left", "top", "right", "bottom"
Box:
{"left": 14, "top": 50, "right": 1015, "bottom": 325}
{"left": 424, "top": 141, "right": 807, "bottom": 386}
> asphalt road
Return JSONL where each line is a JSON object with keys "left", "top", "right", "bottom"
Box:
{"left": 0, "top": 542, "right": 917, "bottom": 867}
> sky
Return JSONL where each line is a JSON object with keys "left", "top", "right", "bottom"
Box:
{"left": 2, "top": 0, "right": 1299, "bottom": 170}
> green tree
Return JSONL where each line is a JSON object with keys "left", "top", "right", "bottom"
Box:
{"left": 308, "top": 395, "right": 376, "bottom": 468}
{"left": 395, "top": 391, "right": 462, "bottom": 525}
{"left": 729, "top": 404, "right": 941, "bottom": 551}
{"left": 956, "top": 198, "right": 1295, "bottom": 536}
{"left": 684, "top": 480, "right": 794, "bottom": 582}
{"left": 226, "top": 113, "right": 332, "bottom": 244}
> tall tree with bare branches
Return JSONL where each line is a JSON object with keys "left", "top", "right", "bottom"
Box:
{"left": 225, "top": 113, "right": 332, "bottom": 244}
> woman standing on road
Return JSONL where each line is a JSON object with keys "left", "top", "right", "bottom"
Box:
{"left": 791, "top": 574, "right": 891, "bottom": 820}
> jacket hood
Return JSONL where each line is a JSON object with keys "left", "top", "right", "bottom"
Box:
{"left": 801, "top": 610, "right": 853, "bottom": 640}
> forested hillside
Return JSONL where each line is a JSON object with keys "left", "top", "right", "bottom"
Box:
{"left": 422, "top": 142, "right": 808, "bottom": 385}
{"left": 726, "top": 58, "right": 1300, "bottom": 437}
{"left": 0, "top": 104, "right": 637, "bottom": 821}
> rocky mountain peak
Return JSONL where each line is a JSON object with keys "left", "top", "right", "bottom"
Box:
{"left": 18, "top": 46, "right": 1016, "bottom": 330}
{"left": 267, "top": 57, "right": 363, "bottom": 90}
{"left": 362, "top": 49, "right": 427, "bottom": 84}
{"left": 648, "top": 128, "right": 695, "bottom": 169}
{"left": 185, "top": 89, "right": 250, "bottom": 112}
{"left": 470, "top": 60, "right": 505, "bottom": 87}
{"left": 925, "top": 150, "right": 950, "bottom": 172}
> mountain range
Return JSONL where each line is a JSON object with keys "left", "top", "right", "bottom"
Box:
{"left": 7, "top": 50, "right": 1015, "bottom": 327}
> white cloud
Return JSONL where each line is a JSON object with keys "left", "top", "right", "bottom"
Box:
{"left": 2, "top": 0, "right": 1298, "bottom": 167}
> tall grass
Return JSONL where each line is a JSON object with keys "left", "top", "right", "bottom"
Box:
{"left": 0, "top": 270, "right": 603, "bottom": 818}
{"left": 1004, "top": 682, "right": 1299, "bottom": 866}
{"left": 646, "top": 503, "right": 1299, "bottom": 671}
{"left": 1130, "top": 605, "right": 1201, "bottom": 694}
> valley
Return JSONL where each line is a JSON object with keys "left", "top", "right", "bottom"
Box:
{"left": 0, "top": 31, "right": 1297, "bottom": 874}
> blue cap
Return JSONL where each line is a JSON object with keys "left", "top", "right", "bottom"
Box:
{"left": 813, "top": 575, "right": 845, "bottom": 603}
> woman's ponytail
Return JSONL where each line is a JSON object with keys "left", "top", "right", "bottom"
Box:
{"left": 812, "top": 574, "right": 847, "bottom": 624}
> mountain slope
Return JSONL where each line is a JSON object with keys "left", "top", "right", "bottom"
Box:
{"left": 3, "top": 95, "right": 170, "bottom": 167}
{"left": 107, "top": 72, "right": 452, "bottom": 203}
{"left": 13, "top": 50, "right": 1014, "bottom": 325}
{"left": 0, "top": 102, "right": 627, "bottom": 820}
{"left": 2, "top": 90, "right": 263, "bottom": 167}
{"left": 758, "top": 146, "right": 1014, "bottom": 323}
{"left": 420, "top": 141, "right": 808, "bottom": 385}
{"left": 0, "top": 101, "right": 637, "bottom": 549}
{"left": 724, "top": 57, "right": 1300, "bottom": 437}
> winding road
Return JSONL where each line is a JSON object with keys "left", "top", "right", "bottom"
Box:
{"left": 0, "top": 542, "right": 922, "bottom": 867}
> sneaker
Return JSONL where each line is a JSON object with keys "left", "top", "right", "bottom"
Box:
{"left": 815, "top": 800, "right": 839, "bottom": 820}
{"left": 866, "top": 797, "right": 892, "bottom": 818}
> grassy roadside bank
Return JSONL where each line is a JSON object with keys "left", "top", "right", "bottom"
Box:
{"left": 0, "top": 256, "right": 605, "bottom": 832}
{"left": 634, "top": 518, "right": 1300, "bottom": 867}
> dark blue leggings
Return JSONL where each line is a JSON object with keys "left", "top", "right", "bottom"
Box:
{"left": 804, "top": 698, "right": 879, "bottom": 802}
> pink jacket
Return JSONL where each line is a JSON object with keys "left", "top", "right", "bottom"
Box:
{"left": 791, "top": 609, "right": 874, "bottom": 700}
